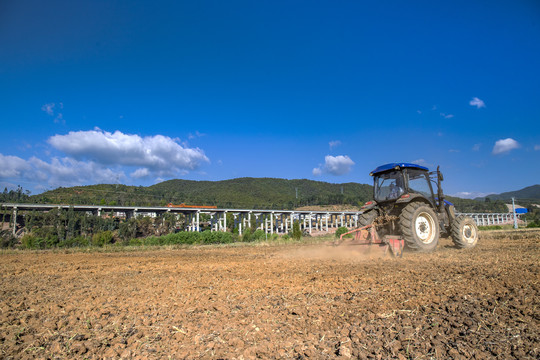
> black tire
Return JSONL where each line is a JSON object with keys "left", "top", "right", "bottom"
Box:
{"left": 399, "top": 202, "right": 439, "bottom": 252}
{"left": 358, "top": 210, "right": 377, "bottom": 227}
{"left": 451, "top": 216, "right": 478, "bottom": 249}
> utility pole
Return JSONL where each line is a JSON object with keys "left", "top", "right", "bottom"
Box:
{"left": 512, "top": 197, "right": 518, "bottom": 229}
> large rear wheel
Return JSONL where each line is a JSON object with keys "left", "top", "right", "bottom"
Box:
{"left": 399, "top": 202, "right": 439, "bottom": 252}
{"left": 451, "top": 216, "right": 478, "bottom": 249}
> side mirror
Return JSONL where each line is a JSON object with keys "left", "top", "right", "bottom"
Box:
{"left": 437, "top": 166, "right": 444, "bottom": 181}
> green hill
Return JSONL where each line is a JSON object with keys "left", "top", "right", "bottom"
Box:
{"left": 149, "top": 177, "right": 372, "bottom": 209}
{"left": 479, "top": 185, "right": 540, "bottom": 201}
{"left": 27, "top": 178, "right": 373, "bottom": 210}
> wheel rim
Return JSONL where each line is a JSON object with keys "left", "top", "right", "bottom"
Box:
{"left": 462, "top": 224, "right": 477, "bottom": 243}
{"left": 415, "top": 212, "right": 436, "bottom": 244}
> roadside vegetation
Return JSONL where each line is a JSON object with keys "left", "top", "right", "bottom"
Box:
{"left": 0, "top": 208, "right": 314, "bottom": 250}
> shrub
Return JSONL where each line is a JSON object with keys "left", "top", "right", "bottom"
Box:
{"left": 142, "top": 236, "right": 163, "bottom": 246}
{"left": 59, "top": 236, "right": 89, "bottom": 248}
{"left": 201, "top": 230, "right": 233, "bottom": 244}
{"left": 128, "top": 238, "right": 142, "bottom": 246}
{"left": 92, "top": 230, "right": 114, "bottom": 247}
{"left": 45, "top": 234, "right": 60, "bottom": 248}
{"left": 252, "top": 229, "right": 265, "bottom": 241}
{"left": 526, "top": 221, "right": 540, "bottom": 228}
{"left": 335, "top": 227, "right": 350, "bottom": 238}
{"left": 0, "top": 230, "right": 17, "bottom": 248}
{"left": 292, "top": 221, "right": 302, "bottom": 241}
{"left": 242, "top": 228, "right": 253, "bottom": 242}
{"left": 21, "top": 234, "right": 38, "bottom": 249}
{"left": 165, "top": 231, "right": 201, "bottom": 245}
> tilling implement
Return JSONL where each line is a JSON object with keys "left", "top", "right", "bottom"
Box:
{"left": 333, "top": 224, "right": 405, "bottom": 257}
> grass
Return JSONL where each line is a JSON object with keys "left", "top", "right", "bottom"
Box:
{"left": 477, "top": 224, "right": 527, "bottom": 231}
{"left": 0, "top": 233, "right": 335, "bottom": 255}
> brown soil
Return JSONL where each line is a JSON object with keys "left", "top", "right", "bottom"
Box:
{"left": 1, "top": 230, "right": 538, "bottom": 359}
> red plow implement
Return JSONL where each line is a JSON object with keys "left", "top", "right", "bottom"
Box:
{"left": 333, "top": 225, "right": 404, "bottom": 257}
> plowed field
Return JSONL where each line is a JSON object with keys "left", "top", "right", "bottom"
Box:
{"left": 1, "top": 230, "right": 538, "bottom": 359}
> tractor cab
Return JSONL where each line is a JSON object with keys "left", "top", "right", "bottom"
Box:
{"left": 370, "top": 163, "right": 436, "bottom": 206}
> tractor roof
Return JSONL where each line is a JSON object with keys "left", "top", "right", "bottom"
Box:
{"left": 370, "top": 162, "right": 429, "bottom": 176}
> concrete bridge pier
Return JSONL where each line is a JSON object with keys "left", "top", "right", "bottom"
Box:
{"left": 209, "top": 212, "right": 219, "bottom": 232}
{"left": 12, "top": 207, "right": 17, "bottom": 236}
{"left": 253, "top": 213, "right": 263, "bottom": 231}
{"left": 233, "top": 213, "right": 241, "bottom": 235}
{"left": 325, "top": 213, "right": 329, "bottom": 232}
{"left": 222, "top": 211, "right": 227, "bottom": 231}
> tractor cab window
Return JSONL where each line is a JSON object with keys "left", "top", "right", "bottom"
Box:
{"left": 406, "top": 170, "right": 433, "bottom": 199}
{"left": 374, "top": 171, "right": 405, "bottom": 202}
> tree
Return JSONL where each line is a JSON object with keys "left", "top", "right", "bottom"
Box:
{"left": 292, "top": 221, "right": 302, "bottom": 241}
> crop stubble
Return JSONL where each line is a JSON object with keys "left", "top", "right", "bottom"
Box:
{"left": 0, "top": 230, "right": 538, "bottom": 359}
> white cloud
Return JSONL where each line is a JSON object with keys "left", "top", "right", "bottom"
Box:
{"left": 131, "top": 168, "right": 150, "bottom": 179}
{"left": 29, "top": 157, "right": 125, "bottom": 187}
{"left": 188, "top": 131, "right": 205, "bottom": 140}
{"left": 41, "top": 102, "right": 64, "bottom": 124}
{"left": 329, "top": 140, "right": 341, "bottom": 150}
{"left": 472, "top": 143, "right": 481, "bottom": 151}
{"left": 535, "top": 145, "right": 540, "bottom": 151}
{"left": 48, "top": 129, "right": 209, "bottom": 177}
{"left": 0, "top": 153, "right": 125, "bottom": 189}
{"left": 452, "top": 191, "right": 488, "bottom": 199}
{"left": 469, "top": 97, "right": 486, "bottom": 109}
{"left": 492, "top": 138, "right": 520, "bottom": 155}
{"left": 41, "top": 103, "right": 55, "bottom": 116}
{"left": 0, "top": 154, "right": 32, "bottom": 178}
{"left": 313, "top": 155, "right": 354, "bottom": 176}
{"left": 440, "top": 113, "right": 454, "bottom": 119}
{"left": 0, "top": 129, "right": 211, "bottom": 191}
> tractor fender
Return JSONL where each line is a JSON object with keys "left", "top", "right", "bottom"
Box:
{"left": 360, "top": 201, "right": 377, "bottom": 211}
{"left": 394, "top": 193, "right": 432, "bottom": 205}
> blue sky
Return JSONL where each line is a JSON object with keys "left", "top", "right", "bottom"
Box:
{"left": 1, "top": 0, "right": 539, "bottom": 198}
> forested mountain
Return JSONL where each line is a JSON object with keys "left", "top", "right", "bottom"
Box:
{"left": 26, "top": 178, "right": 372, "bottom": 210}
{"left": 150, "top": 178, "right": 372, "bottom": 209}
{"left": 6, "top": 177, "right": 512, "bottom": 213}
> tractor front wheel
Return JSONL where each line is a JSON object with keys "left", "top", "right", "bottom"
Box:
{"left": 399, "top": 202, "right": 439, "bottom": 252}
{"left": 451, "top": 216, "right": 478, "bottom": 249}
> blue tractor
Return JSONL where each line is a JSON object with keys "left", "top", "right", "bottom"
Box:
{"left": 357, "top": 163, "right": 478, "bottom": 252}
